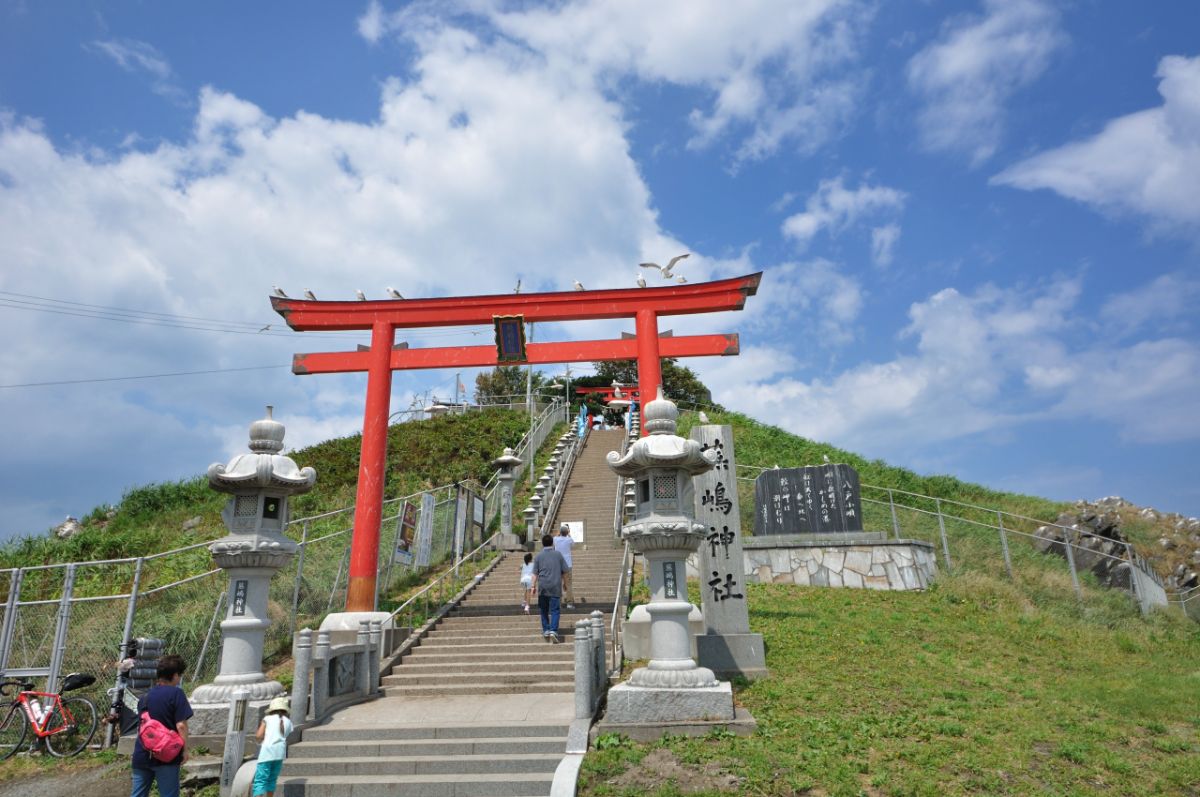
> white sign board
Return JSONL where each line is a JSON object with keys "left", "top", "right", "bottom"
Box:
{"left": 561, "top": 520, "right": 585, "bottom": 544}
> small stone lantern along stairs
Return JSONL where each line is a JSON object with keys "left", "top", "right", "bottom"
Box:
{"left": 276, "top": 429, "right": 629, "bottom": 796}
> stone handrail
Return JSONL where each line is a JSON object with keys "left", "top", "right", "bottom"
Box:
{"left": 290, "top": 619, "right": 381, "bottom": 729}
{"left": 573, "top": 610, "right": 608, "bottom": 721}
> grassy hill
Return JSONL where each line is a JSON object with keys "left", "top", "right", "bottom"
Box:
{"left": 580, "top": 408, "right": 1200, "bottom": 796}
{"left": 0, "top": 408, "right": 535, "bottom": 574}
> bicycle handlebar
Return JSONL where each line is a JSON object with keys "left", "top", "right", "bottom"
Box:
{"left": 0, "top": 681, "right": 34, "bottom": 696}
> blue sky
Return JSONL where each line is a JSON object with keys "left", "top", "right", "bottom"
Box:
{"left": 1, "top": 0, "right": 1198, "bottom": 540}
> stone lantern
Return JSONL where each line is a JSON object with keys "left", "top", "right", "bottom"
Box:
{"left": 604, "top": 390, "right": 735, "bottom": 724}
{"left": 492, "top": 447, "right": 524, "bottom": 550}
{"left": 189, "top": 406, "right": 316, "bottom": 733}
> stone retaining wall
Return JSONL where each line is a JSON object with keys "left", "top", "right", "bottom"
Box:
{"left": 686, "top": 533, "right": 938, "bottom": 591}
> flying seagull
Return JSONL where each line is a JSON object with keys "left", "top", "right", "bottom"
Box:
{"left": 355, "top": 289, "right": 367, "bottom": 301}
{"left": 272, "top": 285, "right": 288, "bottom": 298}
{"left": 573, "top": 280, "right": 585, "bottom": 291}
{"left": 303, "top": 289, "right": 317, "bottom": 300}
{"left": 639, "top": 253, "right": 690, "bottom": 278}
{"left": 698, "top": 410, "right": 709, "bottom": 423}
{"left": 636, "top": 273, "right": 647, "bottom": 288}
{"left": 386, "top": 287, "right": 404, "bottom": 299}
{"left": 258, "top": 324, "right": 272, "bottom": 333}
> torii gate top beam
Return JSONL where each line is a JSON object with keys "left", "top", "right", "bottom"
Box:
{"left": 270, "top": 273, "right": 761, "bottom": 331}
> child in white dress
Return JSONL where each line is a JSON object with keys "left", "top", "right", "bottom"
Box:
{"left": 520, "top": 552, "right": 535, "bottom": 614}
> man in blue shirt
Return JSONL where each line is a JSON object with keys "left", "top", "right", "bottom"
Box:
{"left": 131, "top": 654, "right": 192, "bottom": 797}
{"left": 533, "top": 534, "right": 569, "bottom": 642}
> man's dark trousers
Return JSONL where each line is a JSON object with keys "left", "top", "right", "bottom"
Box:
{"left": 538, "top": 594, "right": 561, "bottom": 636}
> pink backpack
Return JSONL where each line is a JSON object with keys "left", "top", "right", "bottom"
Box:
{"left": 139, "top": 711, "right": 184, "bottom": 762}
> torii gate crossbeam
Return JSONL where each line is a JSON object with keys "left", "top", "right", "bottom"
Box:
{"left": 271, "top": 272, "right": 761, "bottom": 611}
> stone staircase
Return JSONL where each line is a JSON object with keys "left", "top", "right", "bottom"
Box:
{"left": 277, "top": 428, "right": 628, "bottom": 797}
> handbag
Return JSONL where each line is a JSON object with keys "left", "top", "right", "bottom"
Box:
{"left": 138, "top": 711, "right": 185, "bottom": 762}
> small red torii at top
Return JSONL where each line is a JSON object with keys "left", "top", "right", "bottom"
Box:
{"left": 271, "top": 272, "right": 761, "bottom": 612}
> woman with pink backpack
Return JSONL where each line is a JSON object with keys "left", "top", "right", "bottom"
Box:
{"left": 130, "top": 655, "right": 192, "bottom": 797}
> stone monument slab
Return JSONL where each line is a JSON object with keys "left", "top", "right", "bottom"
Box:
{"left": 754, "top": 463, "right": 863, "bottom": 535}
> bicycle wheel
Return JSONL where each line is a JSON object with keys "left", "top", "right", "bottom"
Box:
{"left": 0, "top": 703, "right": 28, "bottom": 760}
{"left": 44, "top": 697, "right": 97, "bottom": 757}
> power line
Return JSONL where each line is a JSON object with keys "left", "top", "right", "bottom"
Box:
{"left": 0, "top": 291, "right": 492, "bottom": 342}
{"left": 0, "top": 364, "right": 290, "bottom": 389}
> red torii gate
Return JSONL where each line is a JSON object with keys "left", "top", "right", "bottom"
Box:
{"left": 575, "top": 385, "right": 639, "bottom": 403}
{"left": 271, "top": 273, "right": 761, "bottom": 611}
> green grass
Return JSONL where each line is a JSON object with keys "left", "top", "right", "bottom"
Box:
{"left": 582, "top": 577, "right": 1200, "bottom": 796}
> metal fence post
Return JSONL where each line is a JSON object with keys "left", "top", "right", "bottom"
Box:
{"left": 46, "top": 564, "right": 77, "bottom": 693}
{"left": 291, "top": 521, "right": 309, "bottom": 632}
{"left": 1061, "top": 526, "right": 1083, "bottom": 600}
{"left": 120, "top": 558, "right": 146, "bottom": 653}
{"left": 192, "top": 591, "right": 227, "bottom": 685}
{"left": 887, "top": 490, "right": 900, "bottom": 538}
{"left": 934, "top": 500, "right": 953, "bottom": 573}
{"left": 327, "top": 542, "right": 351, "bottom": 614}
{"left": 379, "top": 512, "right": 403, "bottom": 611}
{"left": 996, "top": 511, "right": 1014, "bottom": 580}
{"left": 0, "top": 568, "right": 25, "bottom": 674}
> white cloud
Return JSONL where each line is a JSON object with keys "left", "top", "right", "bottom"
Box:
{"left": 992, "top": 55, "right": 1200, "bottom": 236}
{"left": 907, "top": 0, "right": 1065, "bottom": 164}
{"left": 781, "top": 177, "right": 906, "bottom": 257}
{"left": 0, "top": 21, "right": 687, "bottom": 537}
{"left": 363, "top": 0, "right": 871, "bottom": 164}
{"left": 357, "top": 0, "right": 386, "bottom": 45}
{"left": 720, "top": 274, "right": 1200, "bottom": 454}
{"left": 88, "top": 38, "right": 185, "bottom": 103}
{"left": 1100, "top": 272, "right": 1200, "bottom": 337}
{"left": 870, "top": 223, "right": 900, "bottom": 267}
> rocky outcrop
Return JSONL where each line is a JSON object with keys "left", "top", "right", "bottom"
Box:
{"left": 1035, "top": 496, "right": 1199, "bottom": 593}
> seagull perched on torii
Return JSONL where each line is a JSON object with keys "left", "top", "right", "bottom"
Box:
{"left": 639, "top": 253, "right": 690, "bottom": 279}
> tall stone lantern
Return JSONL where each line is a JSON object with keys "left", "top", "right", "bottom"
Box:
{"left": 189, "top": 406, "right": 316, "bottom": 733}
{"left": 604, "top": 391, "right": 735, "bottom": 724}
{"left": 492, "top": 447, "right": 524, "bottom": 550}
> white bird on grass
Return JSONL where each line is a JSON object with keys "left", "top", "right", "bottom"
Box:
{"left": 698, "top": 410, "right": 709, "bottom": 423}
{"left": 304, "top": 289, "right": 317, "bottom": 300}
{"left": 822, "top": 454, "right": 831, "bottom": 464}
{"left": 355, "top": 289, "right": 367, "bottom": 301}
{"left": 272, "top": 285, "right": 288, "bottom": 298}
{"left": 639, "top": 253, "right": 690, "bottom": 279}
{"left": 386, "top": 287, "right": 404, "bottom": 299}
{"left": 573, "top": 280, "right": 585, "bottom": 291}
{"left": 636, "top": 273, "right": 647, "bottom": 288}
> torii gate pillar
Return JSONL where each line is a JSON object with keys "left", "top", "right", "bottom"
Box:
{"left": 635, "top": 309, "right": 661, "bottom": 419}
{"left": 347, "top": 321, "right": 396, "bottom": 610}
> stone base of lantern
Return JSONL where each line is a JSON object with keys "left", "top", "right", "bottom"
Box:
{"left": 594, "top": 705, "right": 757, "bottom": 743}
{"left": 604, "top": 680, "right": 735, "bottom": 725}
{"left": 186, "top": 695, "right": 279, "bottom": 736}
{"left": 496, "top": 531, "right": 523, "bottom": 550}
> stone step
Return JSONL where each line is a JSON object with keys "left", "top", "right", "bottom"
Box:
{"left": 276, "top": 772, "right": 554, "bottom": 797}
{"left": 282, "top": 753, "right": 561, "bottom": 777}
{"left": 402, "top": 650, "right": 575, "bottom": 665}
{"left": 382, "top": 682, "right": 573, "bottom": 697}
{"left": 382, "top": 669, "right": 566, "bottom": 687}
{"left": 390, "top": 661, "right": 574, "bottom": 675}
{"left": 289, "top": 737, "right": 566, "bottom": 758}
{"left": 302, "top": 723, "right": 569, "bottom": 742}
{"left": 424, "top": 628, "right": 580, "bottom": 641}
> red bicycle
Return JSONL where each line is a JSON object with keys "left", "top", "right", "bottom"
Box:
{"left": 0, "top": 674, "right": 98, "bottom": 758}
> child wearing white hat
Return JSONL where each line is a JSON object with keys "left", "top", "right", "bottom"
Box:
{"left": 252, "top": 696, "right": 293, "bottom": 797}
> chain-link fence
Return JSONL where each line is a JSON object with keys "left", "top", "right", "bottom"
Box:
{"left": 735, "top": 462, "right": 1173, "bottom": 618}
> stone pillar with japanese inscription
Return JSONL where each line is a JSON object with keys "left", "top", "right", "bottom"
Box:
{"left": 689, "top": 425, "right": 767, "bottom": 680}
{"left": 189, "top": 407, "right": 316, "bottom": 734}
